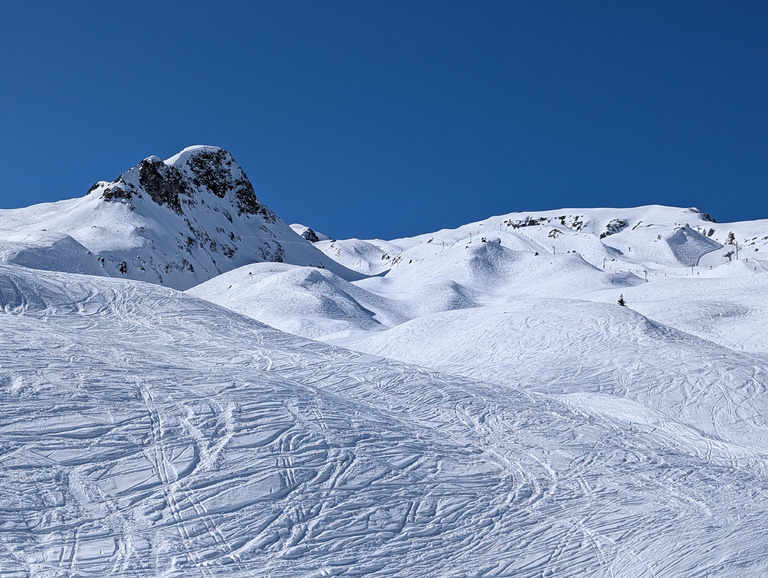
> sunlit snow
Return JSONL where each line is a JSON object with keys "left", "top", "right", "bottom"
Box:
{"left": 2, "top": 148, "right": 767, "bottom": 576}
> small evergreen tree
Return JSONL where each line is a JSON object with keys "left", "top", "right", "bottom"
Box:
{"left": 618, "top": 294, "right": 626, "bottom": 307}
{"left": 726, "top": 231, "right": 736, "bottom": 245}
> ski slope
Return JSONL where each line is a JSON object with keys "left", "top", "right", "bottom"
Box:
{"left": 2, "top": 264, "right": 768, "bottom": 576}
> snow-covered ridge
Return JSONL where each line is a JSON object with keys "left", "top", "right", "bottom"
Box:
{"left": 0, "top": 146, "right": 356, "bottom": 289}
{"left": 315, "top": 205, "right": 741, "bottom": 276}
{"left": 290, "top": 223, "right": 333, "bottom": 242}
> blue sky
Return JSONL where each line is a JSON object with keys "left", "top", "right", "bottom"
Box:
{"left": 0, "top": 1, "right": 766, "bottom": 239}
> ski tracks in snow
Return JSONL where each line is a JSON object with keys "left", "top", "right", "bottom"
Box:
{"left": 2, "top": 269, "right": 768, "bottom": 575}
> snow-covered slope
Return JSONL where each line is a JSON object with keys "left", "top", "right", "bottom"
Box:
{"left": 3, "top": 264, "right": 768, "bottom": 576}
{"left": 189, "top": 262, "right": 407, "bottom": 340}
{"left": 5, "top": 148, "right": 768, "bottom": 575}
{"left": 198, "top": 204, "right": 768, "bottom": 344}
{"left": 315, "top": 205, "right": 768, "bottom": 277}
{"left": 0, "top": 146, "right": 356, "bottom": 289}
{"left": 343, "top": 297, "right": 768, "bottom": 452}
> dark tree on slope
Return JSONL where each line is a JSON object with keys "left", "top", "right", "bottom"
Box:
{"left": 618, "top": 294, "right": 626, "bottom": 307}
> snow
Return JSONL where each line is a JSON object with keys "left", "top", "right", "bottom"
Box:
{"left": 0, "top": 146, "right": 359, "bottom": 290}
{"left": 184, "top": 201, "right": 768, "bottom": 574}
{"left": 189, "top": 262, "right": 406, "bottom": 340}
{"left": 163, "top": 144, "right": 223, "bottom": 166}
{"left": 3, "top": 151, "right": 768, "bottom": 575}
{"left": 290, "top": 223, "right": 333, "bottom": 242}
{"left": 4, "top": 264, "right": 768, "bottom": 576}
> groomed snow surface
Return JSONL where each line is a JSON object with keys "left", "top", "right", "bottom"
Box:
{"left": 2, "top": 150, "right": 768, "bottom": 576}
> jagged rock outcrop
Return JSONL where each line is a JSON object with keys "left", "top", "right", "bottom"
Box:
{"left": 600, "top": 219, "right": 628, "bottom": 238}
{"left": 98, "top": 147, "right": 277, "bottom": 222}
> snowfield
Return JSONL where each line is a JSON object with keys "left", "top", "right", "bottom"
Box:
{"left": 2, "top": 147, "right": 768, "bottom": 576}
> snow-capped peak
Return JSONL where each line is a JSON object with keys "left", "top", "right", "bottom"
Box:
{"left": 0, "top": 146, "right": 357, "bottom": 289}
{"left": 97, "top": 145, "right": 275, "bottom": 221}
{"left": 163, "top": 144, "right": 223, "bottom": 166}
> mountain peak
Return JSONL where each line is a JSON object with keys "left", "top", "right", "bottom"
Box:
{"left": 97, "top": 146, "right": 275, "bottom": 221}
{"left": 0, "top": 146, "right": 357, "bottom": 289}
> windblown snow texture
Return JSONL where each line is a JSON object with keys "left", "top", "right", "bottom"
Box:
{"left": 2, "top": 148, "right": 768, "bottom": 576}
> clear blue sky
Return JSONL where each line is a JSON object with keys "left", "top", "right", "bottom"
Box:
{"left": 1, "top": 1, "right": 766, "bottom": 239}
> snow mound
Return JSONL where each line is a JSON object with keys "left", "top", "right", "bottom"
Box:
{"left": 0, "top": 231, "right": 105, "bottom": 277}
{"left": 344, "top": 297, "right": 768, "bottom": 451}
{"left": 315, "top": 237, "right": 398, "bottom": 275}
{"left": 188, "top": 262, "right": 406, "bottom": 339}
{"left": 665, "top": 225, "right": 722, "bottom": 266}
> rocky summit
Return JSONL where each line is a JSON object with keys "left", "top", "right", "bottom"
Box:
{"left": 99, "top": 146, "right": 275, "bottom": 221}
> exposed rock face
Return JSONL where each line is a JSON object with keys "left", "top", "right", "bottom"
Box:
{"left": 100, "top": 147, "right": 276, "bottom": 222}
{"left": 300, "top": 227, "right": 321, "bottom": 243}
{"left": 600, "top": 219, "right": 628, "bottom": 239}
{"left": 183, "top": 148, "right": 274, "bottom": 219}
{"left": 503, "top": 214, "right": 585, "bottom": 231}
{"left": 137, "top": 156, "right": 188, "bottom": 214}
{"left": 100, "top": 182, "right": 133, "bottom": 203}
